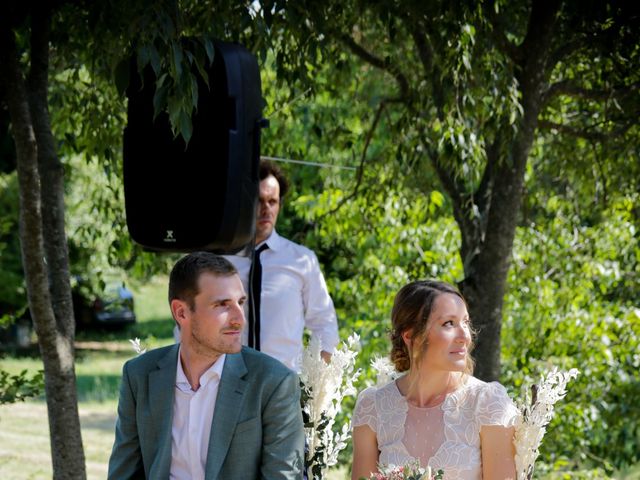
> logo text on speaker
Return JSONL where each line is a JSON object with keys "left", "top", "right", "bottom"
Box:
{"left": 164, "top": 230, "right": 177, "bottom": 243}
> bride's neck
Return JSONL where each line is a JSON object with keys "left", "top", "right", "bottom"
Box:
{"left": 399, "top": 370, "right": 463, "bottom": 408}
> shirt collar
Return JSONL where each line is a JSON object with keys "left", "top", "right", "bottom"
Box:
{"left": 258, "top": 229, "right": 284, "bottom": 252}
{"left": 175, "top": 346, "right": 226, "bottom": 392}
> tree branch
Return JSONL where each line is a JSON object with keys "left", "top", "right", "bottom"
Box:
{"left": 543, "top": 79, "right": 640, "bottom": 104}
{"left": 483, "top": 0, "right": 521, "bottom": 63}
{"left": 518, "top": 0, "right": 560, "bottom": 75}
{"left": 538, "top": 119, "right": 635, "bottom": 141}
{"left": 340, "top": 33, "right": 410, "bottom": 101}
{"left": 409, "top": 24, "right": 447, "bottom": 117}
{"left": 429, "top": 154, "right": 466, "bottom": 210}
{"left": 475, "top": 139, "right": 498, "bottom": 215}
{"left": 547, "top": 38, "right": 584, "bottom": 71}
{"left": 410, "top": 27, "right": 433, "bottom": 75}
{"left": 315, "top": 99, "right": 389, "bottom": 222}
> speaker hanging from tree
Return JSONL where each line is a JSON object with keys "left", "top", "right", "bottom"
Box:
{"left": 123, "top": 41, "right": 264, "bottom": 252}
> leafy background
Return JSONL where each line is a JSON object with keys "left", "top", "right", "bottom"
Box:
{"left": 1, "top": 1, "right": 639, "bottom": 477}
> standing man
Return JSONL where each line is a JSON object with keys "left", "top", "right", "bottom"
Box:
{"left": 108, "top": 252, "right": 304, "bottom": 479}
{"left": 240, "top": 159, "right": 339, "bottom": 371}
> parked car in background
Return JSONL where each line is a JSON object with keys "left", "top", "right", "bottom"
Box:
{"left": 1, "top": 280, "right": 136, "bottom": 349}
{"left": 0, "top": 314, "right": 32, "bottom": 350}
{"left": 72, "top": 281, "right": 136, "bottom": 330}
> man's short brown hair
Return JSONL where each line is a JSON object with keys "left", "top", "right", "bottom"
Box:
{"left": 168, "top": 252, "right": 237, "bottom": 311}
{"left": 259, "top": 159, "right": 289, "bottom": 199}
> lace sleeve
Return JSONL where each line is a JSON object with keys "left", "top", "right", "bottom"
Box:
{"left": 351, "top": 386, "right": 378, "bottom": 432}
{"left": 475, "top": 381, "right": 520, "bottom": 427}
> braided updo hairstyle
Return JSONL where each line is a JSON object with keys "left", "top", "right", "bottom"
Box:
{"left": 389, "top": 280, "right": 474, "bottom": 374}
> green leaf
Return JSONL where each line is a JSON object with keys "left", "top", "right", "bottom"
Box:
{"left": 171, "top": 41, "right": 183, "bottom": 79}
{"left": 153, "top": 84, "right": 169, "bottom": 120}
{"left": 430, "top": 190, "right": 444, "bottom": 208}
{"left": 137, "top": 45, "right": 150, "bottom": 68}
{"left": 192, "top": 45, "right": 210, "bottom": 89}
{"left": 149, "top": 44, "right": 161, "bottom": 76}
{"left": 113, "top": 57, "right": 130, "bottom": 97}
{"left": 178, "top": 109, "right": 193, "bottom": 145}
{"left": 203, "top": 37, "right": 215, "bottom": 64}
{"left": 190, "top": 73, "right": 199, "bottom": 108}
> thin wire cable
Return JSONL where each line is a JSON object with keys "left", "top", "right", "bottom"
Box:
{"left": 265, "top": 88, "right": 312, "bottom": 117}
{"left": 261, "top": 155, "right": 356, "bottom": 171}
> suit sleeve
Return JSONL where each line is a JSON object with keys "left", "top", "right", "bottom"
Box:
{"left": 302, "top": 251, "right": 339, "bottom": 354}
{"left": 260, "top": 370, "right": 305, "bottom": 480}
{"left": 107, "top": 361, "right": 144, "bottom": 479}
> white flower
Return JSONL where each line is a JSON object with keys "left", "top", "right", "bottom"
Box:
{"left": 514, "top": 367, "right": 579, "bottom": 480}
{"left": 129, "top": 337, "right": 146, "bottom": 355}
{"left": 300, "top": 333, "right": 361, "bottom": 479}
{"left": 371, "top": 355, "right": 401, "bottom": 386}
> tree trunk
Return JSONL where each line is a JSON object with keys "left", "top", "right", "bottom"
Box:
{"left": 460, "top": 0, "right": 560, "bottom": 381}
{"left": 1, "top": 14, "right": 87, "bottom": 480}
{"left": 28, "top": 8, "right": 77, "bottom": 341}
{"left": 460, "top": 146, "right": 529, "bottom": 381}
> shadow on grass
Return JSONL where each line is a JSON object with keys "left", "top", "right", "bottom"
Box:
{"left": 76, "top": 373, "right": 122, "bottom": 402}
{"left": 130, "top": 318, "right": 174, "bottom": 339}
{"left": 75, "top": 317, "right": 174, "bottom": 343}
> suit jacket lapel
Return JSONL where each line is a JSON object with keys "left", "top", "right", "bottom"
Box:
{"left": 148, "top": 344, "right": 179, "bottom": 478}
{"left": 205, "top": 352, "right": 248, "bottom": 480}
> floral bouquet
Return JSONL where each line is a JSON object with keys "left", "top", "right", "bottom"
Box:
{"left": 367, "top": 461, "right": 444, "bottom": 480}
{"left": 514, "top": 367, "right": 580, "bottom": 480}
{"left": 300, "top": 333, "right": 361, "bottom": 479}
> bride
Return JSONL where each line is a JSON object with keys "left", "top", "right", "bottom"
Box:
{"left": 351, "top": 280, "right": 519, "bottom": 480}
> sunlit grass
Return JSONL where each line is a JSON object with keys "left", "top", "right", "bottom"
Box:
{"left": 0, "top": 400, "right": 117, "bottom": 479}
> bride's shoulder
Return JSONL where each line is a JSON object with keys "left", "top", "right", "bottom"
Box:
{"left": 460, "top": 375, "right": 508, "bottom": 391}
{"left": 453, "top": 376, "right": 519, "bottom": 423}
{"left": 455, "top": 376, "right": 513, "bottom": 404}
{"left": 356, "top": 379, "right": 401, "bottom": 404}
{"left": 353, "top": 380, "right": 403, "bottom": 429}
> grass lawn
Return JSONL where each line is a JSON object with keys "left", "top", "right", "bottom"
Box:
{"left": 0, "top": 400, "right": 117, "bottom": 479}
{"left": 0, "top": 397, "right": 347, "bottom": 479}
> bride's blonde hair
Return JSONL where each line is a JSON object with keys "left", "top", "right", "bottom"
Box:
{"left": 389, "top": 280, "right": 475, "bottom": 375}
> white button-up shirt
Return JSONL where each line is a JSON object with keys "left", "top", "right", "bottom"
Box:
{"left": 169, "top": 352, "right": 226, "bottom": 480}
{"left": 226, "top": 230, "right": 339, "bottom": 372}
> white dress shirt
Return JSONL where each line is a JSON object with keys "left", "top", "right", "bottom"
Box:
{"left": 170, "top": 351, "right": 226, "bottom": 480}
{"left": 226, "top": 230, "right": 339, "bottom": 372}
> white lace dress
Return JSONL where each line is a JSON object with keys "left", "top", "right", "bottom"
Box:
{"left": 352, "top": 376, "right": 520, "bottom": 480}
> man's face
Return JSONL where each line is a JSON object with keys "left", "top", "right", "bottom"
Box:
{"left": 256, "top": 174, "right": 281, "bottom": 244}
{"left": 176, "top": 272, "right": 247, "bottom": 360}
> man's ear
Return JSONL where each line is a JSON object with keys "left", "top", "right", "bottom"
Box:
{"left": 171, "top": 299, "right": 189, "bottom": 329}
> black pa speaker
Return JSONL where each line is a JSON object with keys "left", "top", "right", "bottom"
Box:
{"left": 123, "top": 41, "right": 264, "bottom": 252}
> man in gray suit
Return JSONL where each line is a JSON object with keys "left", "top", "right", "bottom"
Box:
{"left": 108, "top": 252, "right": 305, "bottom": 479}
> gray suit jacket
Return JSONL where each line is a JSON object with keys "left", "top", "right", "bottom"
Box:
{"left": 108, "top": 345, "right": 305, "bottom": 479}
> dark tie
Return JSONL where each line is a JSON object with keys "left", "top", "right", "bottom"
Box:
{"left": 248, "top": 243, "right": 269, "bottom": 350}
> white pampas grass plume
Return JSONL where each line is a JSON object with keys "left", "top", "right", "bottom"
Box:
{"left": 514, "top": 367, "right": 580, "bottom": 480}
{"left": 300, "top": 333, "right": 361, "bottom": 479}
{"left": 129, "top": 337, "right": 147, "bottom": 355}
